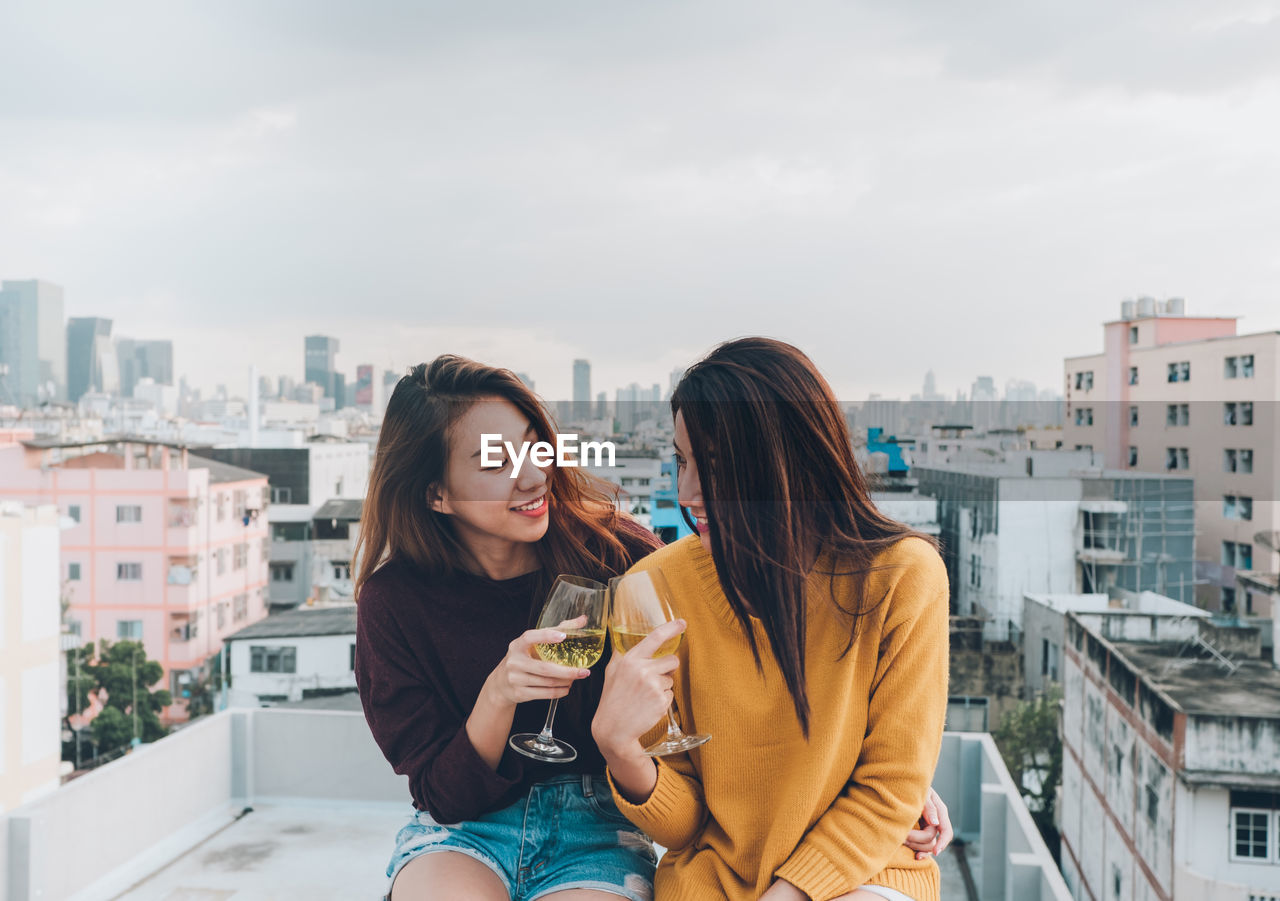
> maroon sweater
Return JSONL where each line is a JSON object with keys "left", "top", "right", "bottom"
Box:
{"left": 355, "top": 522, "right": 661, "bottom": 823}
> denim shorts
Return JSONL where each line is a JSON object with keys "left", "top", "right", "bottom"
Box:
{"left": 385, "top": 773, "right": 656, "bottom": 901}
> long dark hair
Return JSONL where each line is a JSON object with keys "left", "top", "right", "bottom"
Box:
{"left": 354, "top": 355, "right": 639, "bottom": 598}
{"left": 671, "top": 337, "right": 937, "bottom": 736}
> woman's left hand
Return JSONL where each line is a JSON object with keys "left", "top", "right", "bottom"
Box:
{"left": 904, "top": 787, "right": 953, "bottom": 859}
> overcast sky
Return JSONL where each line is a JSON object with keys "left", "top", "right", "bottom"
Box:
{"left": 3, "top": 1, "right": 1279, "bottom": 401}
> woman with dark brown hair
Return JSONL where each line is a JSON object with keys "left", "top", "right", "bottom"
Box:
{"left": 592, "top": 338, "right": 951, "bottom": 901}
{"left": 354, "top": 355, "right": 663, "bottom": 901}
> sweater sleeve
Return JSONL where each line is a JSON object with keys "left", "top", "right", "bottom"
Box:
{"left": 355, "top": 583, "right": 523, "bottom": 823}
{"left": 774, "top": 543, "right": 950, "bottom": 899}
{"left": 606, "top": 716, "right": 709, "bottom": 851}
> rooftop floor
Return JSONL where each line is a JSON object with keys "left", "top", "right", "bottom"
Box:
{"left": 1112, "top": 640, "right": 1280, "bottom": 718}
{"left": 109, "top": 802, "right": 975, "bottom": 901}
{"left": 0, "top": 710, "right": 1063, "bottom": 901}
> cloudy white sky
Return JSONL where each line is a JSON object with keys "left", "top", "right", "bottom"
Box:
{"left": 3, "top": 1, "right": 1279, "bottom": 401}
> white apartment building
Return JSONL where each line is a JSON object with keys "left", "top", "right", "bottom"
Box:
{"left": 0, "top": 502, "right": 62, "bottom": 813}
{"left": 224, "top": 605, "right": 357, "bottom": 706}
{"left": 1060, "top": 609, "right": 1280, "bottom": 901}
{"left": 915, "top": 459, "right": 1196, "bottom": 640}
{"left": 1063, "top": 298, "right": 1280, "bottom": 617}
{"left": 585, "top": 451, "right": 663, "bottom": 527}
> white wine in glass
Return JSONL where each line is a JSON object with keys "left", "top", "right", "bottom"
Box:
{"left": 509, "top": 574, "right": 607, "bottom": 763}
{"left": 609, "top": 569, "right": 711, "bottom": 757}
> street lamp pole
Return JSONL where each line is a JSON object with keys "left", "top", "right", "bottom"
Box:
{"left": 131, "top": 645, "right": 139, "bottom": 744}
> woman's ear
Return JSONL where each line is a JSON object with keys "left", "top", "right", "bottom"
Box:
{"left": 428, "top": 483, "right": 451, "bottom": 515}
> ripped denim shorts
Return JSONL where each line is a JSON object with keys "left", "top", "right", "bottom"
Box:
{"left": 386, "top": 773, "right": 656, "bottom": 901}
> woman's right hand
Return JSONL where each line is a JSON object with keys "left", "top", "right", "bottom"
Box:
{"left": 591, "top": 618, "right": 686, "bottom": 758}
{"left": 483, "top": 615, "right": 592, "bottom": 708}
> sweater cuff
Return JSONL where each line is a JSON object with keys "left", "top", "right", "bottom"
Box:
{"left": 606, "top": 757, "right": 702, "bottom": 848}
{"left": 774, "top": 845, "right": 849, "bottom": 901}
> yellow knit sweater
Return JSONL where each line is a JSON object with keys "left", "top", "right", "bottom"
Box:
{"left": 608, "top": 535, "right": 950, "bottom": 901}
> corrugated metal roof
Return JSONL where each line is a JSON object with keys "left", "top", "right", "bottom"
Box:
{"left": 187, "top": 453, "right": 268, "bottom": 484}
{"left": 224, "top": 605, "right": 356, "bottom": 641}
{"left": 313, "top": 498, "right": 363, "bottom": 521}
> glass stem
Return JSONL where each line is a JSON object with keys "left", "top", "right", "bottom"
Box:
{"left": 537, "top": 698, "right": 561, "bottom": 743}
{"left": 664, "top": 707, "right": 685, "bottom": 740}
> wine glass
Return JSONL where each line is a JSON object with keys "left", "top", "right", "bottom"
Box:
{"left": 509, "top": 574, "right": 608, "bottom": 763}
{"left": 609, "top": 569, "right": 711, "bottom": 757}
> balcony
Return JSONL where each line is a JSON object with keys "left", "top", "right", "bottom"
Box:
{"left": 0, "top": 713, "right": 1067, "bottom": 901}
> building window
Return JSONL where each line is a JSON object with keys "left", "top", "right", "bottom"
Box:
{"left": 1225, "top": 401, "right": 1255, "bottom": 426}
{"left": 1128, "top": 366, "right": 1138, "bottom": 385}
{"left": 1223, "top": 541, "right": 1254, "bottom": 571}
{"left": 68, "top": 562, "right": 82, "bottom": 581}
{"left": 1129, "top": 406, "right": 1139, "bottom": 427}
{"left": 350, "top": 643, "right": 357, "bottom": 671}
{"left": 1164, "top": 447, "right": 1189, "bottom": 471}
{"left": 1146, "top": 785, "right": 1159, "bottom": 824}
{"left": 1074, "top": 371, "right": 1094, "bottom": 391}
{"left": 234, "top": 593, "right": 248, "bottom": 621}
{"left": 249, "top": 646, "right": 297, "bottom": 674}
{"left": 1074, "top": 408, "right": 1094, "bottom": 426}
{"left": 116, "top": 504, "right": 143, "bottom": 523}
{"left": 216, "top": 548, "right": 227, "bottom": 576}
{"left": 270, "top": 563, "right": 295, "bottom": 582}
{"left": 1222, "top": 587, "right": 1237, "bottom": 614}
{"left": 1227, "top": 495, "right": 1254, "bottom": 521}
{"left": 1225, "top": 354, "right": 1255, "bottom": 379}
{"left": 1231, "top": 809, "right": 1271, "bottom": 861}
{"left": 271, "top": 486, "right": 292, "bottom": 504}
{"left": 1167, "top": 361, "right": 1191, "bottom": 383}
{"left": 216, "top": 602, "right": 227, "bottom": 630}
{"left": 333, "top": 561, "right": 352, "bottom": 580}
{"left": 68, "top": 504, "right": 81, "bottom": 523}
{"left": 1225, "top": 448, "right": 1255, "bottom": 474}
{"left": 117, "top": 619, "right": 143, "bottom": 639}
{"left": 1129, "top": 326, "right": 1138, "bottom": 344}
{"left": 946, "top": 696, "right": 990, "bottom": 732}
{"left": 234, "top": 543, "right": 248, "bottom": 570}
{"left": 1165, "top": 403, "right": 1189, "bottom": 426}
{"left": 117, "top": 562, "right": 142, "bottom": 581}
{"left": 1127, "top": 446, "right": 1138, "bottom": 467}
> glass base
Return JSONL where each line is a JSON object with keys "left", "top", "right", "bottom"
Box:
{"left": 509, "top": 732, "right": 578, "bottom": 763}
{"left": 643, "top": 732, "right": 711, "bottom": 757}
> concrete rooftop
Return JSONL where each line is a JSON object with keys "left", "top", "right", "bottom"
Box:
{"left": 1113, "top": 640, "right": 1280, "bottom": 718}
{"left": 0, "top": 710, "right": 1066, "bottom": 901}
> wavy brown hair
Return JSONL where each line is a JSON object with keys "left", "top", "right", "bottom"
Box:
{"left": 354, "top": 355, "right": 639, "bottom": 598}
{"left": 672, "top": 337, "right": 939, "bottom": 736}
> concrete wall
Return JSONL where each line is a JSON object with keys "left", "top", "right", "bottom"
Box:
{"left": 1184, "top": 715, "right": 1280, "bottom": 776}
{"left": 0, "top": 505, "right": 62, "bottom": 815}
{"left": 0, "top": 709, "right": 407, "bottom": 901}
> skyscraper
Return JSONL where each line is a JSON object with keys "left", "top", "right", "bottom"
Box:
{"left": 304, "top": 335, "right": 342, "bottom": 409}
{"left": 116, "top": 338, "right": 174, "bottom": 397}
{"left": 572, "top": 359, "right": 591, "bottom": 420}
{"left": 0, "top": 279, "right": 66, "bottom": 406}
{"left": 67, "top": 317, "right": 117, "bottom": 402}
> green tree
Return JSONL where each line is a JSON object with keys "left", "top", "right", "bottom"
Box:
{"left": 993, "top": 686, "right": 1063, "bottom": 857}
{"left": 63, "top": 639, "right": 172, "bottom": 757}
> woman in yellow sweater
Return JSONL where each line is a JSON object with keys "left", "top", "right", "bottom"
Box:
{"left": 591, "top": 337, "right": 950, "bottom": 901}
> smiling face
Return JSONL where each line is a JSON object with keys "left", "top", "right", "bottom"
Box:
{"left": 432, "top": 397, "right": 551, "bottom": 569}
{"left": 674, "top": 410, "right": 711, "bottom": 555}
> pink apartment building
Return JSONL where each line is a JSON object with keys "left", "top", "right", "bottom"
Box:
{"left": 0, "top": 433, "right": 270, "bottom": 718}
{"left": 1063, "top": 298, "right": 1280, "bottom": 618}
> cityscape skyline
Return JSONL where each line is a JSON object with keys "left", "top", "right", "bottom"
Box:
{"left": 3, "top": 276, "right": 1083, "bottom": 407}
